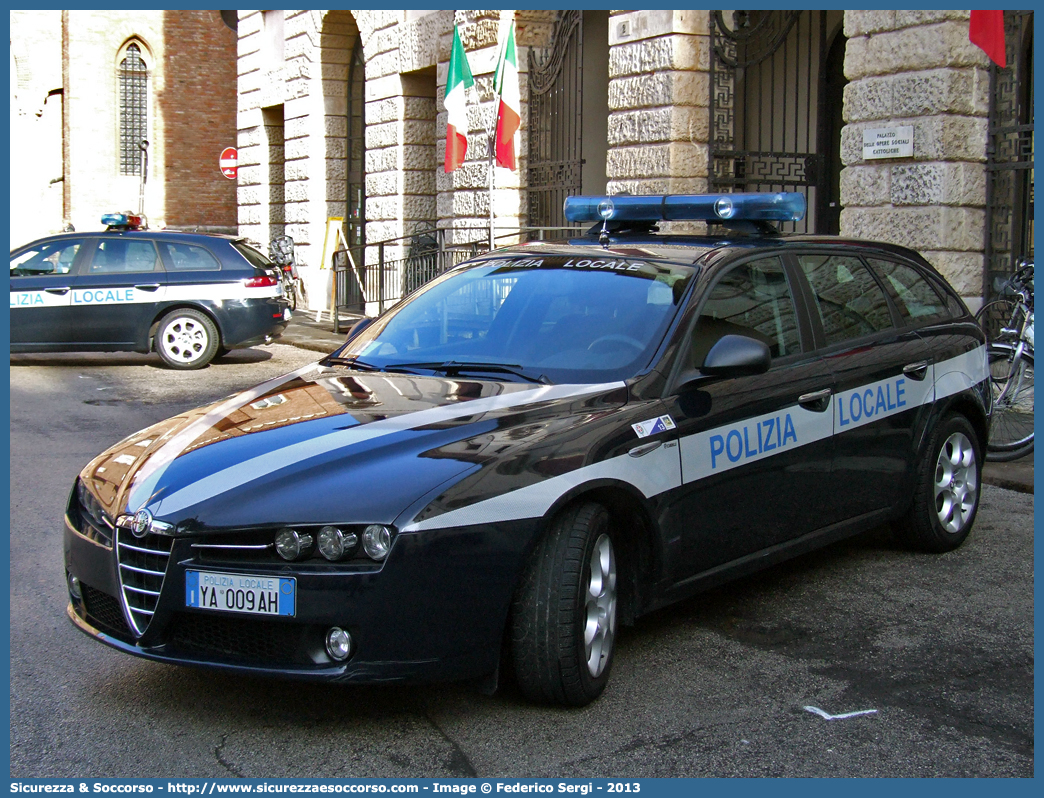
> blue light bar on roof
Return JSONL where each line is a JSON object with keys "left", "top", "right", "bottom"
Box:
{"left": 101, "top": 212, "right": 143, "bottom": 228}
{"left": 563, "top": 192, "right": 807, "bottom": 224}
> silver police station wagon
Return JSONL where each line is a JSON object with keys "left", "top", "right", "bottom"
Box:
{"left": 64, "top": 194, "right": 989, "bottom": 705}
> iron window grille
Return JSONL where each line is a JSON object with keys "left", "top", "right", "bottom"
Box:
{"left": 118, "top": 43, "right": 148, "bottom": 176}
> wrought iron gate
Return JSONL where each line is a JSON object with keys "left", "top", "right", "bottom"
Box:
{"left": 527, "top": 10, "right": 583, "bottom": 230}
{"left": 984, "top": 10, "right": 1034, "bottom": 299}
{"left": 709, "top": 10, "right": 833, "bottom": 233}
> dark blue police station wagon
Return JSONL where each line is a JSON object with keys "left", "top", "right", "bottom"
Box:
{"left": 11, "top": 213, "right": 291, "bottom": 369}
{"left": 63, "top": 194, "right": 990, "bottom": 705}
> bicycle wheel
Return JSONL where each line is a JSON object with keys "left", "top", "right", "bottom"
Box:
{"left": 986, "top": 342, "right": 1034, "bottom": 461}
{"left": 976, "top": 299, "right": 1019, "bottom": 343}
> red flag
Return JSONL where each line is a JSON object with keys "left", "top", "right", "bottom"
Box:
{"left": 970, "top": 10, "right": 1006, "bottom": 68}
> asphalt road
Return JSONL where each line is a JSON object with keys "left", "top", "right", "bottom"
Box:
{"left": 9, "top": 345, "right": 1035, "bottom": 778}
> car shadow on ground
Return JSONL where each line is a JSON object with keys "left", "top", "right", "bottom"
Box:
{"left": 9, "top": 348, "right": 274, "bottom": 369}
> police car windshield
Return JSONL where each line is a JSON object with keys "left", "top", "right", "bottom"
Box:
{"left": 329, "top": 255, "right": 695, "bottom": 384}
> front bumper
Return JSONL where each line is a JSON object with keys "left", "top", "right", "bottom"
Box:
{"left": 63, "top": 512, "right": 537, "bottom": 684}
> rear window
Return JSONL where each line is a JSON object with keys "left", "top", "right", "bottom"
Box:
{"left": 160, "top": 242, "right": 221, "bottom": 271}
{"left": 867, "top": 257, "right": 950, "bottom": 326}
{"left": 232, "top": 241, "right": 273, "bottom": 269}
{"left": 797, "top": 254, "right": 895, "bottom": 345}
{"left": 89, "top": 240, "right": 159, "bottom": 274}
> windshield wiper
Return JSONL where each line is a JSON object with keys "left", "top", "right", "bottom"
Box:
{"left": 391, "top": 361, "right": 552, "bottom": 384}
{"left": 318, "top": 356, "right": 383, "bottom": 371}
{"left": 320, "top": 357, "right": 551, "bottom": 384}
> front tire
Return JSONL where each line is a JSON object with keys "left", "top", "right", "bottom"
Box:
{"left": 155, "top": 309, "right": 219, "bottom": 370}
{"left": 897, "top": 414, "right": 981, "bottom": 553}
{"left": 511, "top": 502, "right": 618, "bottom": 706}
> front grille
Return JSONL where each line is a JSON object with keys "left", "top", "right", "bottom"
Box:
{"left": 116, "top": 529, "right": 174, "bottom": 636}
{"left": 166, "top": 612, "right": 314, "bottom": 666}
{"left": 81, "top": 584, "right": 133, "bottom": 639}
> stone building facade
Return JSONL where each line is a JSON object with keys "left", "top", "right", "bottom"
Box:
{"left": 234, "top": 9, "right": 1031, "bottom": 313}
{"left": 9, "top": 10, "right": 237, "bottom": 247}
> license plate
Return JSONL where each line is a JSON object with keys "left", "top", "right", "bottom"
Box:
{"left": 185, "top": 570, "right": 296, "bottom": 617}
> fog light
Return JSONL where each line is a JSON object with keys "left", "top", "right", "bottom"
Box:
{"left": 68, "top": 573, "right": 82, "bottom": 601}
{"left": 274, "top": 528, "right": 314, "bottom": 561}
{"left": 318, "top": 526, "right": 358, "bottom": 561}
{"left": 325, "top": 627, "right": 352, "bottom": 661}
{"left": 362, "top": 524, "right": 392, "bottom": 561}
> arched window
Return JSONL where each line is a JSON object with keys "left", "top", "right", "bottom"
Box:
{"left": 118, "top": 42, "right": 149, "bottom": 175}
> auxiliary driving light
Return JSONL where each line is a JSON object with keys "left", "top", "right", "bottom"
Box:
{"left": 67, "top": 573, "right": 82, "bottom": 601}
{"left": 318, "top": 526, "right": 359, "bottom": 561}
{"left": 274, "top": 528, "right": 314, "bottom": 561}
{"left": 325, "top": 627, "right": 352, "bottom": 661}
{"left": 362, "top": 524, "right": 392, "bottom": 561}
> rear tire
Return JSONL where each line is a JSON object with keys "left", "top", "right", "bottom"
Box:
{"left": 155, "top": 309, "right": 219, "bottom": 370}
{"left": 511, "top": 502, "right": 617, "bottom": 706}
{"left": 896, "top": 414, "right": 981, "bottom": 553}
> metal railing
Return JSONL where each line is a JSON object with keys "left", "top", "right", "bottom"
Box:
{"left": 330, "top": 225, "right": 584, "bottom": 332}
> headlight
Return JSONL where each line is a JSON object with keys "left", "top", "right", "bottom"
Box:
{"left": 274, "top": 528, "right": 314, "bottom": 561}
{"left": 362, "top": 525, "right": 392, "bottom": 560}
{"left": 317, "top": 526, "right": 359, "bottom": 561}
{"left": 77, "top": 479, "right": 107, "bottom": 527}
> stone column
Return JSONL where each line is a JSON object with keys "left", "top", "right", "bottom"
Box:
{"left": 236, "top": 10, "right": 266, "bottom": 246}
{"left": 840, "top": 10, "right": 990, "bottom": 306}
{"left": 436, "top": 10, "right": 524, "bottom": 247}
{"left": 606, "top": 10, "right": 710, "bottom": 229}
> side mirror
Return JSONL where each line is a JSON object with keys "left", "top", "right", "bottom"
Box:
{"left": 701, "top": 334, "right": 771, "bottom": 376}
{"left": 343, "top": 316, "right": 374, "bottom": 343}
{"left": 675, "top": 334, "right": 771, "bottom": 392}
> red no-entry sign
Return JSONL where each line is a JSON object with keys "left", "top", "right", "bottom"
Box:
{"left": 219, "top": 147, "right": 238, "bottom": 179}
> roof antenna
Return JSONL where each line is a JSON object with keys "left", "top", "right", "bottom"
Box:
{"left": 598, "top": 199, "right": 614, "bottom": 247}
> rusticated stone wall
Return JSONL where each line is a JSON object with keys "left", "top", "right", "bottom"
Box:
{"left": 606, "top": 11, "right": 710, "bottom": 196}
{"left": 840, "top": 10, "right": 991, "bottom": 303}
{"left": 237, "top": 9, "right": 532, "bottom": 312}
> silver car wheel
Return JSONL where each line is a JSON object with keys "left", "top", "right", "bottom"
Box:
{"left": 934, "top": 431, "right": 977, "bottom": 534}
{"left": 584, "top": 532, "right": 617, "bottom": 678}
{"left": 160, "top": 316, "right": 210, "bottom": 365}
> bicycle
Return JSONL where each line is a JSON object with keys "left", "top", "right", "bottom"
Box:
{"left": 976, "top": 261, "right": 1034, "bottom": 461}
{"left": 268, "top": 234, "right": 307, "bottom": 311}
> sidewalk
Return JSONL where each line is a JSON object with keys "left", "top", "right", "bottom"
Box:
{"left": 277, "top": 314, "right": 1034, "bottom": 495}
{"left": 278, "top": 310, "right": 363, "bottom": 353}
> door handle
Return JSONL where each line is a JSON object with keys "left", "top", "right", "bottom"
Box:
{"left": 798, "top": 388, "right": 832, "bottom": 412}
{"left": 134, "top": 283, "right": 161, "bottom": 292}
{"left": 903, "top": 361, "right": 929, "bottom": 381}
{"left": 628, "top": 441, "right": 663, "bottom": 458}
{"left": 44, "top": 287, "right": 70, "bottom": 295}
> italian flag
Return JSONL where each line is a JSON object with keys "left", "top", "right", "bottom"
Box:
{"left": 493, "top": 20, "right": 520, "bottom": 170}
{"left": 969, "top": 10, "right": 1007, "bottom": 68}
{"left": 444, "top": 24, "right": 474, "bottom": 173}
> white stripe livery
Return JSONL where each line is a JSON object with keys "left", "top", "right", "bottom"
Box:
{"left": 141, "top": 381, "right": 627, "bottom": 518}
{"left": 404, "top": 346, "right": 988, "bottom": 532}
{"left": 11, "top": 279, "right": 280, "bottom": 311}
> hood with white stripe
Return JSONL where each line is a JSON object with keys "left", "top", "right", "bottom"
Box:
{"left": 80, "top": 362, "right": 627, "bottom": 533}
